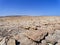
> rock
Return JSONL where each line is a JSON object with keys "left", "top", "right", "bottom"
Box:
{"left": 19, "top": 33, "right": 36, "bottom": 45}
{"left": 1, "top": 16, "right": 60, "bottom": 45}
{"left": 58, "top": 39, "right": 60, "bottom": 43}
{"left": 52, "top": 30, "right": 60, "bottom": 41}
{"left": 41, "top": 40, "right": 47, "bottom": 44}
{"left": 45, "top": 34, "right": 57, "bottom": 44}
{"left": 0, "top": 37, "right": 6, "bottom": 45}
{"left": 24, "top": 30, "right": 47, "bottom": 41}
{"left": 54, "top": 30, "right": 60, "bottom": 35}
{"left": 56, "top": 43, "right": 60, "bottom": 45}
{"left": 41, "top": 40, "right": 47, "bottom": 45}
{"left": 13, "top": 33, "right": 36, "bottom": 45}
{"left": 0, "top": 37, "right": 3, "bottom": 42}
{"left": 7, "top": 38, "right": 15, "bottom": 45}
{"left": 47, "top": 43, "right": 53, "bottom": 45}
{"left": 30, "top": 42, "right": 36, "bottom": 45}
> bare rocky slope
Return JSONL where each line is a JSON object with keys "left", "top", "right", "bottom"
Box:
{"left": 0, "top": 16, "right": 60, "bottom": 45}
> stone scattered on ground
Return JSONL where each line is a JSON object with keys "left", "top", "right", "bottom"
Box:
{"left": 0, "top": 16, "right": 60, "bottom": 45}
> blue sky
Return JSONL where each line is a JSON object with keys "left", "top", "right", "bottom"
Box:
{"left": 0, "top": 0, "right": 60, "bottom": 16}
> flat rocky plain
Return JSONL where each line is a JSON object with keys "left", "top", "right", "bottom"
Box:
{"left": 0, "top": 16, "right": 60, "bottom": 45}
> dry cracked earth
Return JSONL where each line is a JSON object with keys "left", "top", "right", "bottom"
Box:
{"left": 0, "top": 16, "right": 60, "bottom": 45}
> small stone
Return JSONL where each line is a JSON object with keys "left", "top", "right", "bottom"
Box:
{"left": 41, "top": 40, "right": 46, "bottom": 44}
{"left": 48, "top": 43, "right": 53, "bottom": 45}
{"left": 41, "top": 40, "right": 47, "bottom": 45}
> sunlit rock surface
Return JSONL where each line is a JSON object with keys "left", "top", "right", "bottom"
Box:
{"left": 0, "top": 16, "right": 60, "bottom": 45}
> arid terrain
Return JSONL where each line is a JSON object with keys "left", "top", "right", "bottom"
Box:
{"left": 0, "top": 16, "right": 60, "bottom": 45}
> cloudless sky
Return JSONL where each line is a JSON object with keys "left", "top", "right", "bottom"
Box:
{"left": 0, "top": 0, "right": 60, "bottom": 16}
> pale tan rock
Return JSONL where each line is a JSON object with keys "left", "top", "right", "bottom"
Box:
{"left": 13, "top": 33, "right": 36, "bottom": 45}
{"left": 24, "top": 30, "right": 47, "bottom": 41}
{"left": 0, "top": 37, "right": 6, "bottom": 45}
{"left": 18, "top": 33, "right": 35, "bottom": 45}
{"left": 1, "top": 16, "right": 60, "bottom": 45}
{"left": 7, "top": 38, "right": 15, "bottom": 45}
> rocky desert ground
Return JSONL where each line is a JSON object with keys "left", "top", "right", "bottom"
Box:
{"left": 0, "top": 16, "right": 60, "bottom": 45}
